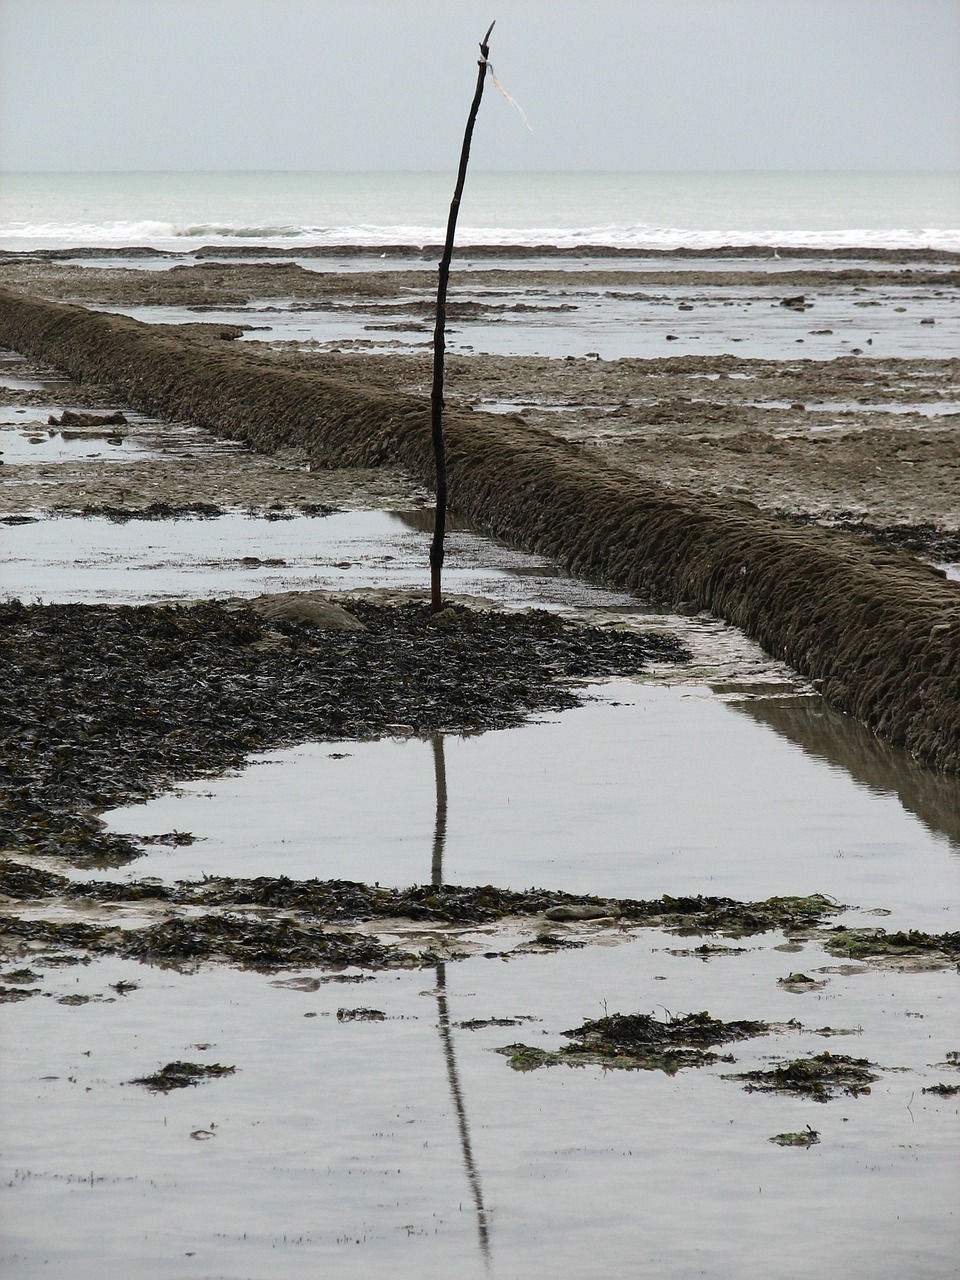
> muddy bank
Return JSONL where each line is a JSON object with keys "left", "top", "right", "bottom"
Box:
{"left": 271, "top": 348, "right": 960, "bottom": 531}
{"left": 2, "top": 257, "right": 958, "bottom": 309}
{"left": 1, "top": 289, "right": 958, "bottom": 770}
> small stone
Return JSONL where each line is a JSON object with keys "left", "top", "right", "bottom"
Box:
{"left": 544, "top": 902, "right": 619, "bottom": 921}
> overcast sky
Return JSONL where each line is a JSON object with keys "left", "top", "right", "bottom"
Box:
{"left": 1, "top": 0, "right": 957, "bottom": 172}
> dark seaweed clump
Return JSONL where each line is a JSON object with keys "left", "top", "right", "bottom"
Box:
{"left": 785, "top": 515, "right": 960, "bottom": 564}
{"left": 729, "top": 1051, "right": 879, "bottom": 1101}
{"left": 0, "top": 598, "right": 689, "bottom": 868}
{"left": 130, "top": 1060, "right": 236, "bottom": 1092}
{"left": 0, "top": 862, "right": 846, "bottom": 935}
{"left": 500, "top": 1009, "right": 768, "bottom": 1074}
{"left": 0, "top": 862, "right": 856, "bottom": 974}
{"left": 75, "top": 501, "right": 225, "bottom": 522}
{"left": 1, "top": 911, "right": 412, "bottom": 973}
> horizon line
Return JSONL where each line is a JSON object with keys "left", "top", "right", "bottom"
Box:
{"left": 3, "top": 166, "right": 959, "bottom": 178}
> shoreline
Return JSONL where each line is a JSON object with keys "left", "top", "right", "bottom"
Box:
{"left": 5, "top": 243, "right": 960, "bottom": 264}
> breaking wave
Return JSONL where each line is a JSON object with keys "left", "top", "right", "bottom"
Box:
{"left": 4, "top": 219, "right": 958, "bottom": 254}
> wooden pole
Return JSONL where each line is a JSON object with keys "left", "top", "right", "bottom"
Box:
{"left": 430, "top": 21, "right": 495, "bottom": 612}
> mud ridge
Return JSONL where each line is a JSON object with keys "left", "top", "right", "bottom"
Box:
{"left": 1, "top": 289, "right": 958, "bottom": 771}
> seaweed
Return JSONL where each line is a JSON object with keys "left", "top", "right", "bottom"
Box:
{"left": 618, "top": 893, "right": 844, "bottom": 936}
{"left": 0, "top": 984, "right": 40, "bottom": 1003}
{"left": 824, "top": 928, "right": 960, "bottom": 963}
{"left": 769, "top": 1127, "right": 820, "bottom": 1147}
{"left": 729, "top": 1051, "right": 879, "bottom": 1101}
{"left": 115, "top": 914, "right": 411, "bottom": 972}
{"left": 0, "top": 910, "right": 417, "bottom": 973}
{"left": 499, "top": 1009, "right": 769, "bottom": 1074}
{"left": 777, "top": 972, "right": 828, "bottom": 992}
{"left": 0, "top": 863, "right": 860, "bottom": 975}
{"left": 130, "top": 1061, "right": 236, "bottom": 1092}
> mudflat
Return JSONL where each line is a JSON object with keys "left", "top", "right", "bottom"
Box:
{"left": 1, "top": 255, "right": 957, "bottom": 544}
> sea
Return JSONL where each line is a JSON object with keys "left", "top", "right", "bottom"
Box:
{"left": 1, "top": 169, "right": 958, "bottom": 255}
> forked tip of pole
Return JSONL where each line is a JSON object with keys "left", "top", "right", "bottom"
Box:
{"left": 481, "top": 20, "right": 495, "bottom": 52}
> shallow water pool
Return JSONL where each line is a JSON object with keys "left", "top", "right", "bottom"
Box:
{"left": 102, "top": 681, "right": 960, "bottom": 933}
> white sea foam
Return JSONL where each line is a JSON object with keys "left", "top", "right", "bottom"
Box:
{"left": 4, "top": 218, "right": 959, "bottom": 254}
{"left": 2, "top": 171, "right": 958, "bottom": 253}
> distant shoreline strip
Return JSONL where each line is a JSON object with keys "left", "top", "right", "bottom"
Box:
{"left": 3, "top": 243, "right": 960, "bottom": 264}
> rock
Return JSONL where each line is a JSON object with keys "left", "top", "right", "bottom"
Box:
{"left": 544, "top": 902, "right": 619, "bottom": 921}
{"left": 246, "top": 592, "right": 366, "bottom": 630}
{"left": 427, "top": 607, "right": 460, "bottom": 627}
{"left": 47, "top": 409, "right": 127, "bottom": 427}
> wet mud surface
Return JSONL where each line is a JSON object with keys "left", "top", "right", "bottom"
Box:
{"left": 1, "top": 254, "right": 957, "bottom": 1278}
{"left": 2, "top": 257, "right": 958, "bottom": 532}
{"left": 272, "top": 347, "right": 960, "bottom": 533}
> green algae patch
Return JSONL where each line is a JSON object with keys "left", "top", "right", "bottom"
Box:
{"left": 131, "top": 1061, "right": 236, "bottom": 1093}
{"left": 729, "top": 1051, "right": 880, "bottom": 1101}
{"left": 499, "top": 1009, "right": 769, "bottom": 1074}
{"left": 769, "top": 1127, "right": 820, "bottom": 1147}
{"left": 824, "top": 928, "right": 960, "bottom": 964}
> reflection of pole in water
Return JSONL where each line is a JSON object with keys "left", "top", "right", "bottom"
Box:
{"left": 431, "top": 733, "right": 448, "bottom": 888}
{"left": 430, "top": 734, "right": 491, "bottom": 1265}
{"left": 436, "top": 960, "right": 492, "bottom": 1264}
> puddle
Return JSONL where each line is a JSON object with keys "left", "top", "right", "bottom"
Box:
{"left": 0, "top": 426, "right": 145, "bottom": 465}
{"left": 0, "top": 354, "right": 74, "bottom": 395}
{"left": 97, "top": 283, "right": 960, "bottom": 361}
{"left": 0, "top": 373, "right": 74, "bottom": 393}
{"left": 754, "top": 400, "right": 960, "bottom": 418}
{"left": 0, "top": 508, "right": 655, "bottom": 609}
{"left": 101, "top": 682, "right": 960, "bottom": 932}
{"left": 1, "top": 934, "right": 957, "bottom": 1278}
